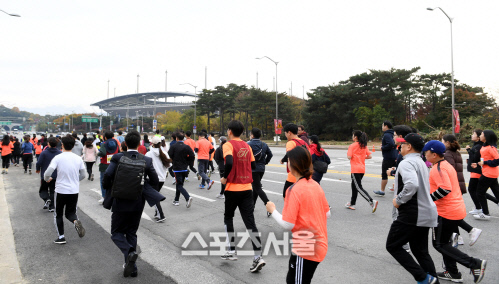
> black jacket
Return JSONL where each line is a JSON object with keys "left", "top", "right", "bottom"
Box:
{"left": 381, "top": 129, "right": 397, "bottom": 160}
{"left": 102, "top": 151, "right": 163, "bottom": 212}
{"left": 168, "top": 141, "right": 195, "bottom": 172}
{"left": 467, "top": 141, "right": 483, "bottom": 175}
{"left": 247, "top": 139, "right": 273, "bottom": 172}
{"left": 214, "top": 145, "right": 225, "bottom": 171}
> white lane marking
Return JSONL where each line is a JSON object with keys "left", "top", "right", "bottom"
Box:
{"left": 162, "top": 186, "right": 216, "bottom": 202}
{"left": 89, "top": 188, "right": 153, "bottom": 221}
{"left": 264, "top": 171, "right": 349, "bottom": 183}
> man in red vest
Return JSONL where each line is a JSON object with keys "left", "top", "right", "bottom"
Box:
{"left": 220, "top": 120, "right": 266, "bottom": 273}
{"left": 97, "top": 131, "right": 119, "bottom": 204}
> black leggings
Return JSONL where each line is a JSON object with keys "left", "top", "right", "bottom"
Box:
{"left": 2, "top": 154, "right": 11, "bottom": 169}
{"left": 219, "top": 170, "right": 226, "bottom": 195}
{"left": 350, "top": 173, "right": 373, "bottom": 205}
{"left": 252, "top": 172, "right": 269, "bottom": 205}
{"left": 476, "top": 175, "right": 499, "bottom": 215}
{"left": 468, "top": 177, "right": 498, "bottom": 210}
{"left": 85, "top": 162, "right": 95, "bottom": 176}
{"left": 22, "top": 154, "right": 33, "bottom": 171}
{"left": 154, "top": 182, "right": 165, "bottom": 219}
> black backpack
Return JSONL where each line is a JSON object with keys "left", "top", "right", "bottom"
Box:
{"left": 111, "top": 152, "right": 146, "bottom": 200}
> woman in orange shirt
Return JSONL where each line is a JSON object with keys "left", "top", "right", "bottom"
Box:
{"left": 35, "top": 141, "right": 43, "bottom": 159}
{"left": 346, "top": 130, "right": 378, "bottom": 213}
{"left": 1, "top": 135, "right": 14, "bottom": 174}
{"left": 266, "top": 146, "right": 330, "bottom": 284}
{"left": 472, "top": 130, "right": 499, "bottom": 220}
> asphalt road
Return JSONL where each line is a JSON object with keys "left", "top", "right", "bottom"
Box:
{"left": 3, "top": 147, "right": 499, "bottom": 284}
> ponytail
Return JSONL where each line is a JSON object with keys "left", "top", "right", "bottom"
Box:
{"left": 353, "top": 130, "right": 368, "bottom": 148}
{"left": 153, "top": 143, "right": 172, "bottom": 168}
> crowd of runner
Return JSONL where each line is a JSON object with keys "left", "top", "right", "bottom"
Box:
{"left": 0, "top": 120, "right": 494, "bottom": 283}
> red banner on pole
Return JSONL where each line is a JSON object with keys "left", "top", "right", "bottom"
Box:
{"left": 453, "top": 110, "right": 460, "bottom": 133}
{"left": 274, "top": 119, "right": 282, "bottom": 134}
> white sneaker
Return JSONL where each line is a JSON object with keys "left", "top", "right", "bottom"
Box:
{"left": 473, "top": 213, "right": 491, "bottom": 220}
{"left": 457, "top": 235, "right": 464, "bottom": 245}
{"left": 451, "top": 233, "right": 459, "bottom": 248}
{"left": 469, "top": 228, "right": 482, "bottom": 246}
{"left": 216, "top": 194, "right": 225, "bottom": 199}
{"left": 469, "top": 208, "right": 483, "bottom": 215}
{"left": 186, "top": 197, "right": 193, "bottom": 208}
{"left": 98, "top": 198, "right": 104, "bottom": 204}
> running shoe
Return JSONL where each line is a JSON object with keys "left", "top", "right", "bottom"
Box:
{"left": 469, "top": 208, "right": 483, "bottom": 215}
{"left": 436, "top": 271, "right": 463, "bottom": 283}
{"left": 373, "top": 190, "right": 385, "bottom": 197}
{"left": 458, "top": 235, "right": 464, "bottom": 245}
{"left": 98, "top": 198, "right": 104, "bottom": 204}
{"left": 417, "top": 273, "right": 437, "bottom": 284}
{"left": 172, "top": 179, "right": 176, "bottom": 185}
{"left": 208, "top": 171, "right": 212, "bottom": 179}
{"left": 216, "top": 194, "right": 225, "bottom": 199}
{"left": 197, "top": 173, "right": 201, "bottom": 180}
{"left": 74, "top": 220, "right": 85, "bottom": 238}
{"left": 199, "top": 184, "right": 205, "bottom": 189}
{"left": 185, "top": 177, "right": 189, "bottom": 182}
{"left": 186, "top": 197, "right": 193, "bottom": 208}
{"left": 402, "top": 243, "right": 411, "bottom": 253}
{"left": 1, "top": 169, "right": 4, "bottom": 174}
{"left": 124, "top": 251, "right": 138, "bottom": 277}
{"left": 172, "top": 200, "right": 179, "bottom": 206}
{"left": 267, "top": 212, "right": 272, "bottom": 218}
{"left": 221, "top": 251, "right": 237, "bottom": 261}
{"left": 207, "top": 180, "right": 215, "bottom": 190}
{"left": 469, "top": 228, "right": 482, "bottom": 246}
{"left": 43, "top": 199, "right": 51, "bottom": 210}
{"left": 451, "top": 233, "right": 459, "bottom": 248}
{"left": 90, "top": 174, "right": 94, "bottom": 181}
{"left": 29, "top": 169, "right": 32, "bottom": 175}
{"left": 156, "top": 217, "right": 166, "bottom": 223}
{"left": 48, "top": 206, "right": 54, "bottom": 212}
{"left": 371, "top": 200, "right": 379, "bottom": 213}
{"left": 250, "top": 256, "right": 266, "bottom": 273}
{"left": 24, "top": 170, "right": 27, "bottom": 174}
{"left": 54, "top": 237, "right": 67, "bottom": 245}
{"left": 470, "top": 259, "right": 487, "bottom": 283}
{"left": 345, "top": 202, "right": 355, "bottom": 210}
{"left": 473, "top": 213, "right": 491, "bottom": 221}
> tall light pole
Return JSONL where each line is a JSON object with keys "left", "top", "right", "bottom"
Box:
{"left": 165, "top": 70, "right": 168, "bottom": 92}
{"left": 0, "top": 9, "right": 20, "bottom": 17}
{"left": 427, "top": 7, "right": 455, "bottom": 135}
{"left": 180, "top": 83, "right": 197, "bottom": 140}
{"left": 256, "top": 56, "right": 279, "bottom": 144}
{"left": 107, "top": 80, "right": 110, "bottom": 99}
{"left": 137, "top": 74, "right": 140, "bottom": 93}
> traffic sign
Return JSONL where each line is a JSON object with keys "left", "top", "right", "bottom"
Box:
{"left": 0, "top": 121, "right": 12, "bottom": 125}
{"left": 82, "top": 117, "right": 98, "bottom": 123}
{"left": 193, "top": 125, "right": 197, "bottom": 129}
{"left": 153, "top": 120, "right": 157, "bottom": 126}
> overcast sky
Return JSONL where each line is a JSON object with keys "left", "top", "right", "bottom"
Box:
{"left": 1, "top": 0, "right": 498, "bottom": 116}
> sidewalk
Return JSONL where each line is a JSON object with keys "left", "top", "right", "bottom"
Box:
{"left": 0, "top": 175, "right": 25, "bottom": 284}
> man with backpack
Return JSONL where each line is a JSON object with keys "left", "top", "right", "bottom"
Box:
{"left": 97, "top": 131, "right": 119, "bottom": 204}
{"left": 280, "top": 123, "right": 308, "bottom": 199}
{"left": 103, "top": 131, "right": 164, "bottom": 278}
{"left": 247, "top": 128, "right": 273, "bottom": 215}
{"left": 36, "top": 137, "right": 61, "bottom": 212}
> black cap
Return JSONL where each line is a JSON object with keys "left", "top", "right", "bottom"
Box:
{"left": 403, "top": 133, "right": 425, "bottom": 152}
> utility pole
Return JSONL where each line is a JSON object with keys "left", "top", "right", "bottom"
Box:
{"left": 165, "top": 70, "right": 168, "bottom": 92}
{"left": 107, "top": 80, "right": 110, "bottom": 99}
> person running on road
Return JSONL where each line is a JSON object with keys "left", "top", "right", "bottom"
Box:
{"left": 309, "top": 135, "right": 330, "bottom": 184}
{"left": 183, "top": 131, "right": 198, "bottom": 181}
{"left": 266, "top": 146, "right": 330, "bottom": 284}
{"left": 195, "top": 132, "right": 215, "bottom": 190}
{"left": 1, "top": 134, "right": 13, "bottom": 174}
{"left": 386, "top": 133, "right": 439, "bottom": 284}
{"left": 423, "top": 140, "right": 487, "bottom": 283}
{"left": 12, "top": 138, "right": 21, "bottom": 167}
{"left": 346, "top": 130, "right": 378, "bottom": 213}
{"left": 71, "top": 132, "right": 84, "bottom": 156}
{"left": 146, "top": 136, "right": 172, "bottom": 222}
{"left": 297, "top": 125, "right": 310, "bottom": 145}
{"left": 247, "top": 128, "right": 273, "bottom": 215}
{"left": 36, "top": 137, "right": 61, "bottom": 212}
{"left": 21, "top": 135, "right": 35, "bottom": 174}
{"left": 208, "top": 132, "right": 216, "bottom": 173}
{"left": 374, "top": 121, "right": 397, "bottom": 197}
{"left": 82, "top": 138, "right": 98, "bottom": 181}
{"left": 220, "top": 120, "right": 266, "bottom": 273}
{"left": 280, "top": 123, "right": 308, "bottom": 199}
{"left": 214, "top": 136, "right": 227, "bottom": 199}
{"left": 97, "top": 131, "right": 119, "bottom": 204}
{"left": 44, "top": 136, "right": 86, "bottom": 244}
{"left": 168, "top": 132, "right": 194, "bottom": 207}
{"left": 471, "top": 130, "right": 499, "bottom": 221}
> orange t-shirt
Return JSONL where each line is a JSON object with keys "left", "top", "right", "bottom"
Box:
{"left": 184, "top": 138, "right": 196, "bottom": 152}
{"left": 347, "top": 142, "right": 371, "bottom": 174}
{"left": 1, "top": 142, "right": 14, "bottom": 156}
{"left": 35, "top": 143, "right": 42, "bottom": 155}
{"left": 196, "top": 138, "right": 213, "bottom": 160}
{"left": 480, "top": 145, "right": 499, "bottom": 178}
{"left": 282, "top": 178, "right": 329, "bottom": 262}
{"left": 429, "top": 160, "right": 466, "bottom": 220}
{"left": 223, "top": 138, "right": 255, "bottom": 192}
{"left": 285, "top": 138, "right": 306, "bottom": 182}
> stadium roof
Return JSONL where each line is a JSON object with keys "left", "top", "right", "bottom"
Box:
{"left": 90, "top": 92, "right": 197, "bottom": 117}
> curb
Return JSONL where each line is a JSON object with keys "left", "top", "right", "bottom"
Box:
{"left": 0, "top": 176, "right": 25, "bottom": 284}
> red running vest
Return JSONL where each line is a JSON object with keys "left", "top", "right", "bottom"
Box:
{"left": 227, "top": 140, "right": 253, "bottom": 184}
{"left": 100, "top": 144, "right": 119, "bottom": 165}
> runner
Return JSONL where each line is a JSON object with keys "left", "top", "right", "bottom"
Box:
{"left": 374, "top": 121, "right": 397, "bottom": 197}
{"left": 183, "top": 131, "right": 198, "bottom": 181}
{"left": 297, "top": 125, "right": 310, "bottom": 145}
{"left": 21, "top": 135, "right": 34, "bottom": 174}
{"left": 386, "top": 133, "right": 439, "bottom": 284}
{"left": 208, "top": 132, "right": 216, "bottom": 173}
{"left": 168, "top": 132, "right": 194, "bottom": 207}
{"left": 82, "top": 138, "right": 98, "bottom": 181}
{"left": 12, "top": 138, "right": 21, "bottom": 167}
{"left": 346, "top": 130, "right": 378, "bottom": 213}
{"left": 1, "top": 134, "right": 13, "bottom": 174}
{"left": 44, "top": 135, "right": 86, "bottom": 244}
{"left": 247, "top": 128, "right": 273, "bottom": 215}
{"left": 71, "top": 132, "right": 84, "bottom": 156}
{"left": 36, "top": 137, "right": 61, "bottom": 212}
{"left": 97, "top": 131, "right": 119, "bottom": 204}
{"left": 309, "top": 135, "right": 330, "bottom": 184}
{"left": 141, "top": 134, "right": 150, "bottom": 152}
{"left": 386, "top": 125, "right": 414, "bottom": 181}
{"left": 423, "top": 140, "right": 487, "bottom": 283}
{"left": 34, "top": 141, "right": 42, "bottom": 160}
{"left": 214, "top": 136, "right": 227, "bottom": 199}
{"left": 220, "top": 120, "right": 265, "bottom": 273}
{"left": 145, "top": 136, "right": 172, "bottom": 223}
{"left": 266, "top": 146, "right": 330, "bottom": 284}
{"left": 280, "top": 123, "right": 308, "bottom": 199}
{"left": 472, "top": 130, "right": 499, "bottom": 220}
{"left": 195, "top": 132, "right": 215, "bottom": 190}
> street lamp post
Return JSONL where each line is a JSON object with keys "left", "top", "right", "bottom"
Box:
{"left": 427, "top": 7, "right": 455, "bottom": 135}
{"left": 180, "top": 83, "right": 197, "bottom": 140}
{"left": 0, "top": 9, "right": 20, "bottom": 17}
{"left": 256, "top": 56, "right": 279, "bottom": 144}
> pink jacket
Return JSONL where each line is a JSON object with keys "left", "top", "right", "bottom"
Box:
{"left": 82, "top": 145, "right": 98, "bottom": 162}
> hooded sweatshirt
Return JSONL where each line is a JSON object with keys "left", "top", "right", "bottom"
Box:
{"left": 145, "top": 147, "right": 170, "bottom": 182}
{"left": 97, "top": 139, "right": 118, "bottom": 172}
{"left": 247, "top": 138, "right": 273, "bottom": 172}
{"left": 298, "top": 132, "right": 310, "bottom": 145}
{"left": 381, "top": 129, "right": 397, "bottom": 160}
{"left": 72, "top": 139, "right": 84, "bottom": 156}
{"left": 310, "top": 144, "right": 331, "bottom": 164}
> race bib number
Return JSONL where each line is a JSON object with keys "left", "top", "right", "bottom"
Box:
{"left": 107, "top": 155, "right": 114, "bottom": 163}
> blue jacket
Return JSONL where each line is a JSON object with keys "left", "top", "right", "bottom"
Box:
{"left": 21, "top": 141, "right": 34, "bottom": 154}
{"left": 103, "top": 151, "right": 163, "bottom": 212}
{"left": 36, "top": 147, "right": 62, "bottom": 179}
{"left": 247, "top": 139, "right": 273, "bottom": 172}
{"left": 381, "top": 129, "right": 397, "bottom": 160}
